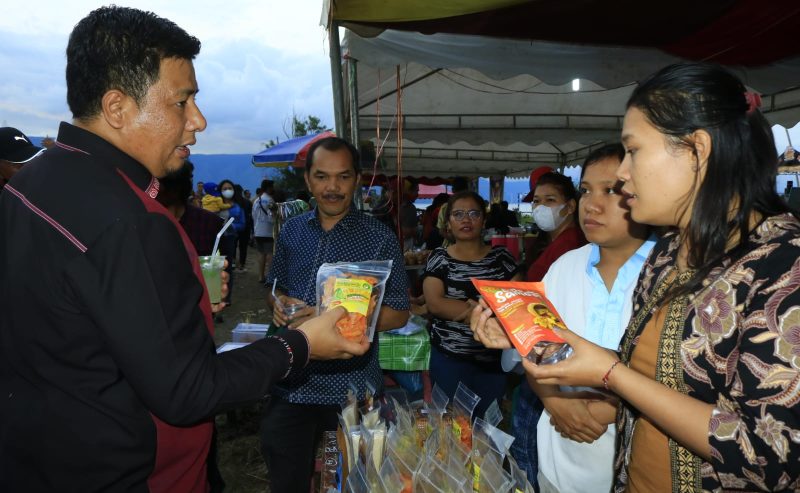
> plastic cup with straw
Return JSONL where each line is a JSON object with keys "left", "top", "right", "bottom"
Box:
{"left": 271, "top": 278, "right": 307, "bottom": 324}
{"left": 199, "top": 217, "right": 235, "bottom": 304}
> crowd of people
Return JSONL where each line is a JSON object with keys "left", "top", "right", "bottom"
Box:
{"left": 0, "top": 5, "right": 798, "bottom": 493}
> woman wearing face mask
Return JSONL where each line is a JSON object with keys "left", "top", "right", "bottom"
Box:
{"left": 476, "top": 145, "right": 655, "bottom": 490}
{"left": 506, "top": 172, "right": 587, "bottom": 486}
{"left": 527, "top": 173, "right": 587, "bottom": 281}
{"left": 422, "top": 191, "right": 522, "bottom": 418}
{"left": 217, "top": 179, "right": 245, "bottom": 308}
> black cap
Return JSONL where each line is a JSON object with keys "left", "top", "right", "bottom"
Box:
{"left": 0, "top": 127, "right": 44, "bottom": 164}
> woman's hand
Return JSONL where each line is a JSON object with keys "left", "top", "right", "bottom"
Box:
{"left": 521, "top": 327, "right": 619, "bottom": 388}
{"left": 454, "top": 299, "right": 478, "bottom": 322}
{"left": 544, "top": 394, "right": 608, "bottom": 443}
{"left": 470, "top": 299, "right": 512, "bottom": 349}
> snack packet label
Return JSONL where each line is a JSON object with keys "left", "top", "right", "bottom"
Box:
{"left": 328, "top": 278, "right": 373, "bottom": 316}
{"left": 471, "top": 280, "right": 567, "bottom": 358}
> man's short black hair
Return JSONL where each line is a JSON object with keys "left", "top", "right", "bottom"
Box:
{"left": 304, "top": 137, "right": 360, "bottom": 175}
{"left": 66, "top": 6, "right": 201, "bottom": 120}
{"left": 260, "top": 179, "right": 274, "bottom": 192}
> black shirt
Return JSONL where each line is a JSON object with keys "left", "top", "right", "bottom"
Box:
{"left": 0, "top": 122, "right": 309, "bottom": 492}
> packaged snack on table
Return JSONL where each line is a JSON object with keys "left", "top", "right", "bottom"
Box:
{"left": 451, "top": 382, "right": 480, "bottom": 449}
{"left": 316, "top": 260, "right": 392, "bottom": 342}
{"left": 471, "top": 279, "right": 573, "bottom": 365}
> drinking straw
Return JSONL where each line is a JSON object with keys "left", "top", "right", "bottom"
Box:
{"left": 212, "top": 217, "right": 236, "bottom": 258}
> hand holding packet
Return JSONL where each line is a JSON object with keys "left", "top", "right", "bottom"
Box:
{"left": 316, "top": 260, "right": 392, "bottom": 343}
{"left": 471, "top": 279, "right": 573, "bottom": 365}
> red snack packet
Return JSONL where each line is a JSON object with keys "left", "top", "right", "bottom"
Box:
{"left": 471, "top": 279, "right": 572, "bottom": 364}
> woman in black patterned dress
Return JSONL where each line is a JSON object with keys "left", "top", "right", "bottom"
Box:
{"left": 423, "top": 191, "right": 522, "bottom": 418}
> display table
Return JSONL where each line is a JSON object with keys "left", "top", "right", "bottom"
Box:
{"left": 378, "top": 326, "right": 430, "bottom": 372}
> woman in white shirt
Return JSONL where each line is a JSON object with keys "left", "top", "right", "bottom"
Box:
{"left": 475, "top": 143, "right": 654, "bottom": 492}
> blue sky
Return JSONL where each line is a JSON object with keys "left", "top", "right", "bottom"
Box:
{"left": 0, "top": 0, "right": 335, "bottom": 154}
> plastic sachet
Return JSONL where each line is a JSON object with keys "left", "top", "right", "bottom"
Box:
{"left": 471, "top": 280, "right": 573, "bottom": 365}
{"left": 316, "top": 260, "right": 392, "bottom": 342}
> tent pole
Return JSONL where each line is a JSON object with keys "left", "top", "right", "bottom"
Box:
{"left": 348, "top": 57, "right": 360, "bottom": 147}
{"left": 328, "top": 21, "right": 346, "bottom": 140}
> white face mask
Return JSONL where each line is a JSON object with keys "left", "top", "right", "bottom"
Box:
{"left": 533, "top": 203, "right": 567, "bottom": 232}
{"left": 221, "top": 189, "right": 234, "bottom": 199}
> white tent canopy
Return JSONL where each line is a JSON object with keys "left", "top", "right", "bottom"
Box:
{"left": 343, "top": 28, "right": 800, "bottom": 177}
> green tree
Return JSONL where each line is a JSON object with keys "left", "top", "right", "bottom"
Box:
{"left": 273, "top": 114, "right": 330, "bottom": 197}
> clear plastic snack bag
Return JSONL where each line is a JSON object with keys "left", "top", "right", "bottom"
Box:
{"left": 471, "top": 280, "right": 573, "bottom": 365}
{"left": 483, "top": 400, "right": 503, "bottom": 428}
{"left": 414, "top": 458, "right": 471, "bottom": 493}
{"left": 451, "top": 382, "right": 481, "bottom": 449}
{"left": 506, "top": 455, "right": 535, "bottom": 493}
{"left": 386, "top": 423, "right": 422, "bottom": 489}
{"left": 377, "top": 457, "right": 408, "bottom": 493}
{"left": 316, "top": 260, "right": 393, "bottom": 342}
{"left": 471, "top": 418, "right": 514, "bottom": 491}
{"left": 474, "top": 452, "right": 513, "bottom": 492}
{"left": 343, "top": 461, "right": 369, "bottom": 493}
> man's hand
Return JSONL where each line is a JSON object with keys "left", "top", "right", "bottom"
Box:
{"left": 543, "top": 394, "right": 608, "bottom": 444}
{"left": 295, "top": 307, "right": 371, "bottom": 360}
{"left": 211, "top": 263, "right": 230, "bottom": 314}
{"left": 271, "top": 295, "right": 314, "bottom": 328}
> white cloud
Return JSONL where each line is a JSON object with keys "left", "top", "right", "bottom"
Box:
{"left": 0, "top": 0, "right": 337, "bottom": 153}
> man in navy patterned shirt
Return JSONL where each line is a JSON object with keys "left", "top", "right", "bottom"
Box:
{"left": 261, "top": 136, "right": 410, "bottom": 493}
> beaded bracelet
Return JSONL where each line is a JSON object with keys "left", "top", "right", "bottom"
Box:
{"left": 603, "top": 360, "right": 622, "bottom": 390}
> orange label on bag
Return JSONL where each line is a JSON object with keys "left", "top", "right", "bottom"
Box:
{"left": 471, "top": 280, "right": 567, "bottom": 358}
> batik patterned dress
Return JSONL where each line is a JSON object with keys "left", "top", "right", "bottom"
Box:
{"left": 614, "top": 213, "right": 800, "bottom": 492}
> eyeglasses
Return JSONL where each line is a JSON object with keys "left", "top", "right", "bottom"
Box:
{"left": 450, "top": 209, "right": 482, "bottom": 221}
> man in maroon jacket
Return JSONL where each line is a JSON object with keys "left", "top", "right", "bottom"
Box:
{"left": 0, "top": 6, "right": 368, "bottom": 492}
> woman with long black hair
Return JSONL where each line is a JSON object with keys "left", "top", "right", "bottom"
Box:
{"left": 475, "top": 62, "right": 800, "bottom": 492}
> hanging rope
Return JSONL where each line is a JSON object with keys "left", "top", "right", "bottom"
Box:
{"left": 395, "top": 64, "right": 404, "bottom": 240}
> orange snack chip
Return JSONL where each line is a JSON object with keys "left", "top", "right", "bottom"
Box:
{"left": 471, "top": 279, "right": 571, "bottom": 363}
{"left": 316, "top": 261, "right": 392, "bottom": 343}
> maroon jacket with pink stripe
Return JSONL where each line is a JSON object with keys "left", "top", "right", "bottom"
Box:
{"left": 0, "top": 122, "right": 309, "bottom": 492}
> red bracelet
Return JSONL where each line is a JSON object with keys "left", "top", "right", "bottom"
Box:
{"left": 603, "top": 360, "right": 622, "bottom": 390}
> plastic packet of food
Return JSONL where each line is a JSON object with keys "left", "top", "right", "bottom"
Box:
{"left": 421, "top": 383, "right": 449, "bottom": 443}
{"left": 359, "top": 423, "right": 386, "bottom": 488}
{"left": 343, "top": 461, "right": 368, "bottom": 493}
{"left": 471, "top": 280, "right": 573, "bottom": 365}
{"left": 316, "top": 260, "right": 393, "bottom": 342}
{"left": 452, "top": 382, "right": 480, "bottom": 449}
{"left": 471, "top": 418, "right": 514, "bottom": 492}
{"left": 423, "top": 425, "right": 441, "bottom": 461}
{"left": 483, "top": 400, "right": 503, "bottom": 428}
{"left": 377, "top": 457, "right": 409, "bottom": 493}
{"left": 414, "top": 458, "right": 471, "bottom": 493}
{"left": 443, "top": 427, "right": 471, "bottom": 470}
{"left": 506, "top": 455, "right": 535, "bottom": 493}
{"left": 386, "top": 423, "right": 421, "bottom": 479}
{"left": 474, "top": 452, "right": 513, "bottom": 492}
{"left": 473, "top": 418, "right": 514, "bottom": 458}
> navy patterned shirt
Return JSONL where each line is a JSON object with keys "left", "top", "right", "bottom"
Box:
{"left": 266, "top": 205, "right": 410, "bottom": 404}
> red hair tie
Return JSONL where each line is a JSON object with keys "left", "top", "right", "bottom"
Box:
{"left": 744, "top": 92, "right": 762, "bottom": 114}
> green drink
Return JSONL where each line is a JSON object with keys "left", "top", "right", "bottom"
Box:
{"left": 199, "top": 255, "right": 226, "bottom": 303}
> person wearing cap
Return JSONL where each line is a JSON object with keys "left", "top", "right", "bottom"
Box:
{"left": 0, "top": 127, "right": 45, "bottom": 190}
{"left": 0, "top": 7, "right": 369, "bottom": 492}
